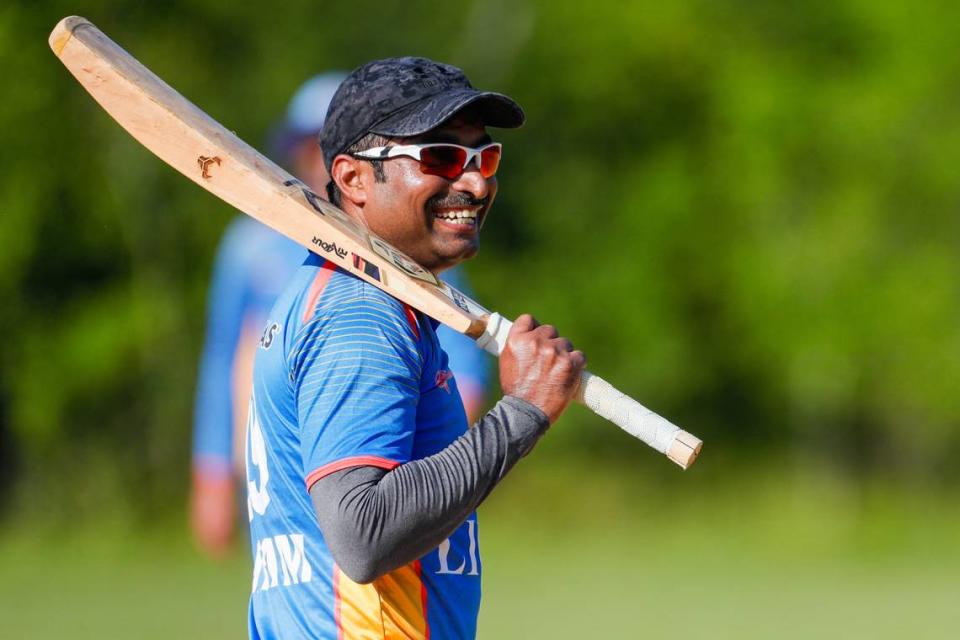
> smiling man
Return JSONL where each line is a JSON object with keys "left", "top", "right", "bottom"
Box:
{"left": 245, "top": 58, "right": 586, "bottom": 640}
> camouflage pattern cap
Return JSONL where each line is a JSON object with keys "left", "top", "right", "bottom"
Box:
{"left": 319, "top": 57, "right": 525, "bottom": 170}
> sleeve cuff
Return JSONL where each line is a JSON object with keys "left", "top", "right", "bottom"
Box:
{"left": 305, "top": 455, "right": 401, "bottom": 490}
{"left": 502, "top": 395, "right": 550, "bottom": 429}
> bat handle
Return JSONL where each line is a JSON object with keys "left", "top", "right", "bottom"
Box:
{"left": 477, "top": 313, "right": 702, "bottom": 469}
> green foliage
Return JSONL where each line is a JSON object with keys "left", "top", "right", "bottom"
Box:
{"left": 4, "top": 466, "right": 960, "bottom": 638}
{"left": 2, "top": 0, "right": 960, "bottom": 517}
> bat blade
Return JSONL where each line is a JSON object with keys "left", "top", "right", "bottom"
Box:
{"left": 50, "top": 16, "right": 702, "bottom": 468}
{"left": 49, "top": 16, "right": 484, "bottom": 337}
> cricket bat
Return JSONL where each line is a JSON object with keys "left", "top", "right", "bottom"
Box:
{"left": 49, "top": 16, "right": 702, "bottom": 468}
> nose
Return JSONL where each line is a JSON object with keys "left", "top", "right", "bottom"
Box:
{"left": 452, "top": 164, "right": 493, "bottom": 200}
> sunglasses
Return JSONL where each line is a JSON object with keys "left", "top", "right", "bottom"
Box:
{"left": 353, "top": 142, "right": 502, "bottom": 179}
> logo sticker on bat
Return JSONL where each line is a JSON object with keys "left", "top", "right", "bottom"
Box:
{"left": 352, "top": 253, "right": 383, "bottom": 283}
{"left": 198, "top": 155, "right": 220, "bottom": 179}
{"left": 449, "top": 288, "right": 471, "bottom": 313}
{"left": 369, "top": 235, "right": 438, "bottom": 285}
{"left": 311, "top": 236, "right": 348, "bottom": 259}
{"left": 440, "top": 282, "right": 487, "bottom": 316}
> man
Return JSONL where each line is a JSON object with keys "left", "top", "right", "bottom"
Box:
{"left": 246, "top": 58, "right": 585, "bottom": 639}
{"left": 191, "top": 72, "right": 493, "bottom": 557}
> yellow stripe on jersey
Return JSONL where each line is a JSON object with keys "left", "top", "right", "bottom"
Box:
{"left": 335, "top": 561, "right": 429, "bottom": 639}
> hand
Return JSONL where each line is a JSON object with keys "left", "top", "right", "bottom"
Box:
{"left": 190, "top": 469, "right": 236, "bottom": 558}
{"left": 498, "top": 314, "right": 586, "bottom": 424}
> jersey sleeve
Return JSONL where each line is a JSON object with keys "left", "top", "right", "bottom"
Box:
{"left": 192, "top": 220, "right": 253, "bottom": 476}
{"left": 291, "top": 291, "right": 424, "bottom": 488}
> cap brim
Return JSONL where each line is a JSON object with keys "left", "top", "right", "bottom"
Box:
{"left": 369, "top": 88, "right": 525, "bottom": 138}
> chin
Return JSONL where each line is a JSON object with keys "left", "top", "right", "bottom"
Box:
{"left": 451, "top": 238, "right": 480, "bottom": 262}
{"left": 432, "top": 247, "right": 478, "bottom": 273}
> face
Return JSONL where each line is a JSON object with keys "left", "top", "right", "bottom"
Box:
{"left": 356, "top": 117, "right": 498, "bottom": 273}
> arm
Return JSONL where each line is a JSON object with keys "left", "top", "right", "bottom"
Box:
{"left": 306, "top": 313, "right": 584, "bottom": 583}
{"left": 310, "top": 396, "right": 547, "bottom": 583}
{"left": 190, "top": 221, "right": 252, "bottom": 554}
{"left": 193, "top": 222, "right": 253, "bottom": 473}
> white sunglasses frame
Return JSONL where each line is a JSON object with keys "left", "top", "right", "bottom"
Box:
{"left": 353, "top": 142, "right": 502, "bottom": 177}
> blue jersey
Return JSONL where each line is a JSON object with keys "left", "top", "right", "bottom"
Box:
{"left": 193, "top": 218, "right": 488, "bottom": 479}
{"left": 247, "top": 253, "right": 482, "bottom": 639}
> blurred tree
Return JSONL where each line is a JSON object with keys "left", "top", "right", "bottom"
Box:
{"left": 2, "top": 0, "right": 960, "bottom": 521}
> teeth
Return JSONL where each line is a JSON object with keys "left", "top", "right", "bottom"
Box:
{"left": 436, "top": 209, "right": 478, "bottom": 223}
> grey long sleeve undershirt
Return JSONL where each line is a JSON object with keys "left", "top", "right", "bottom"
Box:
{"left": 309, "top": 395, "right": 549, "bottom": 584}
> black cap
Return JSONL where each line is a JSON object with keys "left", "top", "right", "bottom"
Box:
{"left": 320, "top": 57, "right": 525, "bottom": 171}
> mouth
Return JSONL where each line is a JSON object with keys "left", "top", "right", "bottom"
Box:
{"left": 432, "top": 207, "right": 482, "bottom": 230}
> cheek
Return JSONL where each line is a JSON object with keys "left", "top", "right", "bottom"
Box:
{"left": 392, "top": 163, "right": 432, "bottom": 190}
{"left": 389, "top": 164, "right": 447, "bottom": 207}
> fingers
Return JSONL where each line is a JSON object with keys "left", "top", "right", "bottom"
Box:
{"left": 498, "top": 313, "right": 588, "bottom": 424}
{"left": 513, "top": 313, "right": 561, "bottom": 340}
{"left": 511, "top": 313, "right": 538, "bottom": 334}
{"left": 537, "top": 324, "right": 559, "bottom": 340}
{"left": 513, "top": 313, "right": 580, "bottom": 357}
{"left": 570, "top": 350, "right": 587, "bottom": 368}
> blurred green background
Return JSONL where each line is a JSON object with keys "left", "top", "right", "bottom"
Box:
{"left": 2, "top": 0, "right": 959, "bottom": 637}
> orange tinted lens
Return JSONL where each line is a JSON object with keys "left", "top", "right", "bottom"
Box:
{"left": 479, "top": 145, "right": 501, "bottom": 178}
{"left": 419, "top": 145, "right": 467, "bottom": 179}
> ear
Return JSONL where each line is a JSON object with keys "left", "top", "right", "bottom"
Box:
{"left": 330, "top": 154, "right": 369, "bottom": 208}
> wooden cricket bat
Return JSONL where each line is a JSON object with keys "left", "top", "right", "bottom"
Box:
{"left": 49, "top": 16, "right": 702, "bottom": 468}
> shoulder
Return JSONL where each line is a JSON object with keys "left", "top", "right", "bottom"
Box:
{"left": 287, "top": 264, "right": 425, "bottom": 387}
{"left": 315, "top": 266, "right": 415, "bottom": 328}
{"left": 289, "top": 258, "right": 422, "bottom": 354}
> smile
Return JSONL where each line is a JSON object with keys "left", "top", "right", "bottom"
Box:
{"left": 433, "top": 208, "right": 480, "bottom": 226}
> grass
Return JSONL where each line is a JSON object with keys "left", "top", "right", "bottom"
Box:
{"left": 1, "top": 459, "right": 958, "bottom": 638}
{"left": 0, "top": 526, "right": 249, "bottom": 639}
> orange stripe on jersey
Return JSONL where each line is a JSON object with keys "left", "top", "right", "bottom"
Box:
{"left": 402, "top": 305, "right": 421, "bottom": 341}
{"left": 301, "top": 259, "right": 337, "bottom": 324}
{"left": 333, "top": 567, "right": 343, "bottom": 640}
{"left": 305, "top": 455, "right": 401, "bottom": 490}
{"left": 334, "top": 561, "right": 429, "bottom": 639}
{"left": 417, "top": 560, "right": 430, "bottom": 640}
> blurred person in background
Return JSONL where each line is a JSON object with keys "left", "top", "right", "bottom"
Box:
{"left": 190, "top": 72, "right": 492, "bottom": 557}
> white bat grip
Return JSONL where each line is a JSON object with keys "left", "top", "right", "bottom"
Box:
{"left": 477, "top": 313, "right": 702, "bottom": 468}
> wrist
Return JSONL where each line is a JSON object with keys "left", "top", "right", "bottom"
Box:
{"left": 502, "top": 395, "right": 550, "bottom": 428}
